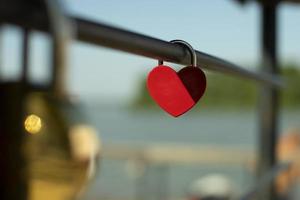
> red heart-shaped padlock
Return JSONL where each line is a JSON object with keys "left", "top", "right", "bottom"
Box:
{"left": 147, "top": 65, "right": 206, "bottom": 117}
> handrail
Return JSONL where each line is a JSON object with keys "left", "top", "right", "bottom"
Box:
{"left": 75, "top": 18, "right": 282, "bottom": 87}
{"left": 0, "top": 4, "right": 282, "bottom": 87}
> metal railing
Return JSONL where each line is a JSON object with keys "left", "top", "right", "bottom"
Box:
{"left": 0, "top": 2, "right": 282, "bottom": 87}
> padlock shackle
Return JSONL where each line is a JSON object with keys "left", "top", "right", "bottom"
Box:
{"left": 158, "top": 40, "right": 197, "bottom": 67}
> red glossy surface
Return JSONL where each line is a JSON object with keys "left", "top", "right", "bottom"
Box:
{"left": 147, "top": 65, "right": 206, "bottom": 117}
{"left": 178, "top": 66, "right": 206, "bottom": 102}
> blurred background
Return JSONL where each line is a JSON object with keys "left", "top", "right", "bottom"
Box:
{"left": 1, "top": 0, "right": 300, "bottom": 200}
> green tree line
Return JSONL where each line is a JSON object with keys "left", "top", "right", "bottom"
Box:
{"left": 133, "top": 64, "right": 300, "bottom": 109}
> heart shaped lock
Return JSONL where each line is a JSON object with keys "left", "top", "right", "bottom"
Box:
{"left": 147, "top": 40, "right": 206, "bottom": 117}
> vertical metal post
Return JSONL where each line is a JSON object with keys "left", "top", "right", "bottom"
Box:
{"left": 257, "top": 2, "right": 279, "bottom": 200}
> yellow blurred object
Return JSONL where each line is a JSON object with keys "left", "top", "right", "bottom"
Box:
{"left": 276, "top": 129, "right": 300, "bottom": 195}
{"left": 24, "top": 114, "right": 42, "bottom": 134}
{"left": 24, "top": 93, "right": 101, "bottom": 200}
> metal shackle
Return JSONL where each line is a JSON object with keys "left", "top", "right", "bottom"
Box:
{"left": 158, "top": 39, "right": 197, "bottom": 67}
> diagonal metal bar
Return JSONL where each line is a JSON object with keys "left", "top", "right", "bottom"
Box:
{"left": 75, "top": 18, "right": 282, "bottom": 87}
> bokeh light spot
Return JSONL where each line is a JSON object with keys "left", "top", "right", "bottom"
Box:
{"left": 24, "top": 114, "right": 42, "bottom": 134}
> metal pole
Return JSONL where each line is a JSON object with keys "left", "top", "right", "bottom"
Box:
{"left": 74, "top": 18, "right": 281, "bottom": 87}
{"left": 257, "top": 2, "right": 279, "bottom": 200}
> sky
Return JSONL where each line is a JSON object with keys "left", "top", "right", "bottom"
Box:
{"left": 1, "top": 0, "right": 300, "bottom": 103}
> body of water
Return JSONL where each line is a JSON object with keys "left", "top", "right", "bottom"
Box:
{"left": 81, "top": 104, "right": 300, "bottom": 200}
